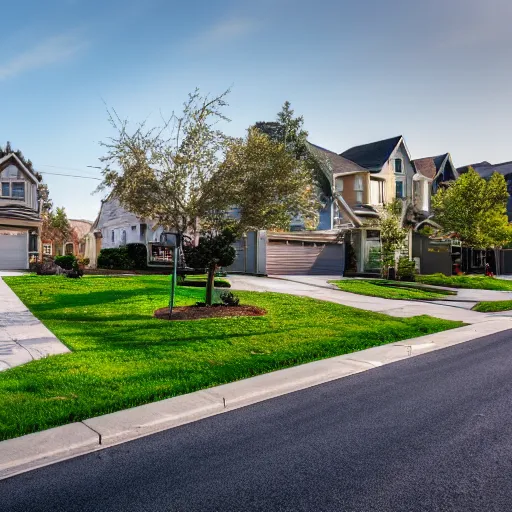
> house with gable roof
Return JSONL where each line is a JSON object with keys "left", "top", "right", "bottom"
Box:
{"left": 0, "top": 152, "right": 42, "bottom": 270}
{"left": 335, "top": 135, "right": 431, "bottom": 274}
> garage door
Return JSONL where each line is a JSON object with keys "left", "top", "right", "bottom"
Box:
{"left": 267, "top": 241, "right": 344, "bottom": 275}
{"left": 0, "top": 231, "right": 28, "bottom": 270}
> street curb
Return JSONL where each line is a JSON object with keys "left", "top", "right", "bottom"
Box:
{"left": 2, "top": 318, "right": 512, "bottom": 480}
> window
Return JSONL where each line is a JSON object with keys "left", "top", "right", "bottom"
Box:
{"left": 131, "top": 225, "right": 137, "bottom": 231}
{"left": 0, "top": 165, "right": 20, "bottom": 178}
{"left": 11, "top": 183, "right": 25, "bottom": 200}
{"left": 370, "top": 179, "right": 384, "bottom": 205}
{"left": 335, "top": 177, "right": 343, "bottom": 193}
{"left": 121, "top": 230, "right": 127, "bottom": 245}
{"left": 111, "top": 230, "right": 115, "bottom": 243}
{"left": 396, "top": 179, "right": 405, "bottom": 199}
{"left": 354, "top": 175, "right": 364, "bottom": 204}
{"left": 43, "top": 244, "right": 52, "bottom": 255}
{"left": 140, "top": 224, "right": 147, "bottom": 242}
{"left": 394, "top": 159, "right": 403, "bottom": 173}
{"left": 1, "top": 181, "right": 25, "bottom": 200}
{"left": 65, "top": 243, "right": 74, "bottom": 255}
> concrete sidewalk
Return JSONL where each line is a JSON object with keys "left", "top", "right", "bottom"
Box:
{"left": 0, "top": 278, "right": 69, "bottom": 371}
{"left": 228, "top": 274, "right": 495, "bottom": 324}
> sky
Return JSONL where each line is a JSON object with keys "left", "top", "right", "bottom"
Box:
{"left": 1, "top": 0, "right": 512, "bottom": 221}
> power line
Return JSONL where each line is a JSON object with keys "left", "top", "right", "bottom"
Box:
{"left": 38, "top": 171, "right": 102, "bottom": 181}
{"left": 39, "top": 164, "right": 102, "bottom": 174}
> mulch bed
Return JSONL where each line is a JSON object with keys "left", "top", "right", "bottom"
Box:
{"left": 154, "top": 305, "right": 267, "bottom": 321}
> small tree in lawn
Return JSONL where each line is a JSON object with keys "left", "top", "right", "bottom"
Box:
{"left": 184, "top": 229, "right": 236, "bottom": 305}
{"left": 432, "top": 167, "right": 512, "bottom": 273}
{"left": 379, "top": 200, "right": 408, "bottom": 278}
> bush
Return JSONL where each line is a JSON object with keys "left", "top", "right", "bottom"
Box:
{"left": 126, "top": 243, "right": 147, "bottom": 269}
{"left": 54, "top": 255, "right": 76, "bottom": 270}
{"left": 97, "top": 244, "right": 148, "bottom": 270}
{"left": 220, "top": 291, "right": 240, "bottom": 307}
{"left": 397, "top": 257, "right": 417, "bottom": 282}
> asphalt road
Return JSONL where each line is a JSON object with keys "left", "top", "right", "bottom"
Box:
{"left": 4, "top": 330, "right": 512, "bottom": 511}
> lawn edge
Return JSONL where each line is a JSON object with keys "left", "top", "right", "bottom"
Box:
{"left": 2, "top": 317, "right": 512, "bottom": 481}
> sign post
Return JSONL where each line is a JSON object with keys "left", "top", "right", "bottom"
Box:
{"left": 158, "top": 232, "right": 181, "bottom": 319}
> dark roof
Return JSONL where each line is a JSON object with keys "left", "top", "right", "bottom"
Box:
{"left": 412, "top": 153, "right": 449, "bottom": 179}
{"left": 0, "top": 204, "right": 41, "bottom": 223}
{"left": 340, "top": 136, "right": 402, "bottom": 170}
{"left": 457, "top": 161, "right": 512, "bottom": 179}
{"left": 307, "top": 142, "right": 369, "bottom": 176}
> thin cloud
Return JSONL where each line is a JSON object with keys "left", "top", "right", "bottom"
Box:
{"left": 187, "top": 18, "right": 257, "bottom": 51}
{"left": 0, "top": 34, "right": 87, "bottom": 80}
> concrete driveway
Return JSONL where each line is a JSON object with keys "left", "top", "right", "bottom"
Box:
{"left": 0, "top": 278, "right": 69, "bottom": 371}
{"left": 228, "top": 274, "right": 495, "bottom": 324}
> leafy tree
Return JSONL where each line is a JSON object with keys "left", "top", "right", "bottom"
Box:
{"left": 42, "top": 206, "right": 72, "bottom": 253}
{"left": 253, "top": 101, "right": 309, "bottom": 160}
{"left": 184, "top": 229, "right": 236, "bottom": 305}
{"left": 98, "top": 89, "right": 231, "bottom": 235}
{"left": 432, "top": 168, "right": 512, "bottom": 250}
{"left": 207, "top": 128, "right": 319, "bottom": 233}
{"left": 379, "top": 200, "right": 409, "bottom": 278}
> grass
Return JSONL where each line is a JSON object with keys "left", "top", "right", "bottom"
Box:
{"left": 0, "top": 275, "right": 462, "bottom": 441}
{"left": 472, "top": 300, "right": 512, "bottom": 312}
{"left": 329, "top": 279, "right": 450, "bottom": 300}
{"left": 416, "top": 273, "right": 512, "bottom": 291}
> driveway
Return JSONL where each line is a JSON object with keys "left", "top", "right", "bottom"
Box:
{"left": 228, "top": 274, "right": 494, "bottom": 324}
{"left": 0, "top": 278, "right": 69, "bottom": 371}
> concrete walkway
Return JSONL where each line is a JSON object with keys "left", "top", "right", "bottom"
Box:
{"left": 228, "top": 274, "right": 496, "bottom": 324}
{"left": 0, "top": 278, "right": 69, "bottom": 371}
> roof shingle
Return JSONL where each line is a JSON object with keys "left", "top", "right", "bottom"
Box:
{"left": 340, "top": 135, "right": 402, "bottom": 170}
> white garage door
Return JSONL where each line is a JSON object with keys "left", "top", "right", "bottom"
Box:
{"left": 0, "top": 231, "right": 28, "bottom": 270}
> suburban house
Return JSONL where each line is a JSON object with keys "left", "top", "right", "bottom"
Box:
{"left": 0, "top": 153, "right": 42, "bottom": 270}
{"left": 413, "top": 153, "right": 459, "bottom": 195}
{"left": 334, "top": 135, "right": 431, "bottom": 274}
{"left": 88, "top": 196, "right": 166, "bottom": 267}
{"left": 41, "top": 219, "right": 94, "bottom": 259}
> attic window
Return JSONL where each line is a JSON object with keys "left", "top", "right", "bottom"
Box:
{"left": 394, "top": 159, "right": 403, "bottom": 173}
{"left": 0, "top": 164, "right": 20, "bottom": 179}
{"left": 1, "top": 181, "right": 25, "bottom": 200}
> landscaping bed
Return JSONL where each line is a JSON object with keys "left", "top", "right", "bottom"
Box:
{"left": 472, "top": 300, "right": 512, "bottom": 312}
{"left": 330, "top": 279, "right": 451, "bottom": 300}
{"left": 416, "top": 274, "right": 512, "bottom": 291}
{"left": 0, "top": 275, "right": 462, "bottom": 441}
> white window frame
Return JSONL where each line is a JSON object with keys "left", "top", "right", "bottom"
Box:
{"left": 370, "top": 179, "right": 384, "bottom": 205}
{"left": 354, "top": 175, "right": 364, "bottom": 204}
{"left": 335, "top": 177, "right": 344, "bottom": 193}
{"left": 43, "top": 243, "right": 52, "bottom": 255}
{"left": 0, "top": 180, "right": 25, "bottom": 200}
{"left": 394, "top": 158, "right": 403, "bottom": 174}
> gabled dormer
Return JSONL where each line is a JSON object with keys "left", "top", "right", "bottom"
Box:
{"left": 340, "top": 135, "right": 416, "bottom": 204}
{"left": 0, "top": 153, "right": 40, "bottom": 213}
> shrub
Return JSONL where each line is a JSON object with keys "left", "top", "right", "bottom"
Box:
{"left": 54, "top": 255, "right": 76, "bottom": 270}
{"left": 97, "top": 248, "right": 131, "bottom": 270}
{"left": 126, "top": 243, "right": 147, "bottom": 269}
{"left": 397, "top": 257, "right": 417, "bottom": 282}
{"left": 220, "top": 291, "right": 240, "bottom": 307}
{"left": 76, "top": 256, "right": 90, "bottom": 267}
{"left": 97, "top": 244, "right": 147, "bottom": 270}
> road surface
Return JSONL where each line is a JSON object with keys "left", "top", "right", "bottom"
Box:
{"left": 3, "top": 330, "right": 512, "bottom": 511}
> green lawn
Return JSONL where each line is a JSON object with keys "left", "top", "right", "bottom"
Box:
{"left": 416, "top": 273, "right": 512, "bottom": 291}
{"left": 330, "top": 279, "right": 450, "bottom": 300}
{"left": 0, "top": 275, "right": 461, "bottom": 441}
{"left": 473, "top": 300, "right": 512, "bottom": 312}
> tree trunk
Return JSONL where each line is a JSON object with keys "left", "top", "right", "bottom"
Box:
{"left": 205, "top": 263, "right": 217, "bottom": 306}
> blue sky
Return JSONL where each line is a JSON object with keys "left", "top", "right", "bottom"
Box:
{"left": 2, "top": 0, "right": 512, "bottom": 220}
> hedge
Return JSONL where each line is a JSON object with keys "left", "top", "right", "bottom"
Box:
{"left": 97, "top": 244, "right": 147, "bottom": 270}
